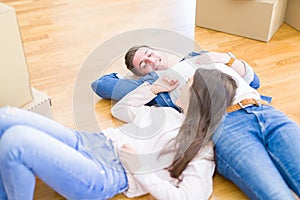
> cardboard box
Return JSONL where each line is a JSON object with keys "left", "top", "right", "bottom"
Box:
{"left": 0, "top": 3, "right": 33, "bottom": 107}
{"left": 285, "top": 0, "right": 300, "bottom": 31}
{"left": 22, "top": 88, "right": 53, "bottom": 119}
{"left": 195, "top": 0, "right": 288, "bottom": 42}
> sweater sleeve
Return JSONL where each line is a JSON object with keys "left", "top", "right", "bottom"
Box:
{"left": 133, "top": 147, "right": 215, "bottom": 200}
{"left": 111, "top": 82, "right": 156, "bottom": 123}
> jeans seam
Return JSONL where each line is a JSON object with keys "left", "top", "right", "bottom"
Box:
{"left": 216, "top": 153, "right": 261, "bottom": 200}
{"left": 268, "top": 150, "right": 299, "bottom": 196}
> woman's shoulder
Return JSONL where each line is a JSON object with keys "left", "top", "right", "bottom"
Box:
{"left": 157, "top": 106, "right": 184, "bottom": 121}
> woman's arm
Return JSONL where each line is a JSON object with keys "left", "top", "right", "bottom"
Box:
{"left": 111, "top": 77, "right": 178, "bottom": 123}
{"left": 110, "top": 82, "right": 156, "bottom": 123}
{"left": 120, "top": 145, "right": 215, "bottom": 200}
{"left": 136, "top": 159, "right": 214, "bottom": 200}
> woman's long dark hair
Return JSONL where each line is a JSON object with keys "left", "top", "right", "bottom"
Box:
{"left": 163, "top": 68, "right": 237, "bottom": 180}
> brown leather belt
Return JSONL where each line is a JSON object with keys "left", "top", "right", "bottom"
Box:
{"left": 226, "top": 98, "right": 269, "bottom": 113}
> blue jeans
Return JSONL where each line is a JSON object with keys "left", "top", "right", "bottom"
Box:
{"left": 0, "top": 107, "right": 127, "bottom": 200}
{"left": 213, "top": 105, "right": 300, "bottom": 200}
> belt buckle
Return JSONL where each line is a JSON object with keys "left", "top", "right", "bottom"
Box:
{"left": 238, "top": 101, "right": 248, "bottom": 109}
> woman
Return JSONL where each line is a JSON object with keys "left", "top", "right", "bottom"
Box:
{"left": 0, "top": 68, "right": 236, "bottom": 200}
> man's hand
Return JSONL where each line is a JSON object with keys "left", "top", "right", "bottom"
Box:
{"left": 149, "top": 75, "right": 179, "bottom": 95}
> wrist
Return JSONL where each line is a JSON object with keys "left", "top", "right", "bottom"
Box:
{"left": 149, "top": 85, "right": 159, "bottom": 95}
{"left": 226, "top": 52, "right": 236, "bottom": 66}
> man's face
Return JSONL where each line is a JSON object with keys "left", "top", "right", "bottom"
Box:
{"left": 132, "top": 47, "right": 169, "bottom": 76}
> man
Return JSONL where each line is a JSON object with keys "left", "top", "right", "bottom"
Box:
{"left": 91, "top": 45, "right": 265, "bottom": 111}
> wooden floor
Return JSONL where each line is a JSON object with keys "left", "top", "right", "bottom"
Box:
{"left": 1, "top": 0, "right": 300, "bottom": 199}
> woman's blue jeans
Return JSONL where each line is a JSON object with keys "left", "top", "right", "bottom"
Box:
{"left": 0, "top": 107, "right": 127, "bottom": 200}
{"left": 213, "top": 105, "right": 300, "bottom": 200}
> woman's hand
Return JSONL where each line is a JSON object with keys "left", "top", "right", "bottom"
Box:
{"left": 119, "top": 144, "right": 141, "bottom": 173}
{"left": 149, "top": 76, "right": 179, "bottom": 95}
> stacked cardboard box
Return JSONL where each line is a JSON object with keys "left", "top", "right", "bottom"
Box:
{"left": 0, "top": 3, "right": 52, "bottom": 118}
{"left": 195, "top": 0, "right": 290, "bottom": 42}
{"left": 0, "top": 3, "right": 33, "bottom": 107}
{"left": 22, "top": 88, "right": 53, "bottom": 119}
{"left": 285, "top": 0, "right": 300, "bottom": 31}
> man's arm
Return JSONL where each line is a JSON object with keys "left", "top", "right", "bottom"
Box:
{"left": 193, "top": 51, "right": 260, "bottom": 89}
{"left": 91, "top": 72, "right": 158, "bottom": 101}
{"left": 226, "top": 52, "right": 260, "bottom": 89}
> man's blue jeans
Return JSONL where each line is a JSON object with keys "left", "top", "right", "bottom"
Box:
{"left": 0, "top": 107, "right": 127, "bottom": 200}
{"left": 213, "top": 105, "right": 300, "bottom": 200}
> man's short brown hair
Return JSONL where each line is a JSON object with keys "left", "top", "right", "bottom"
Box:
{"left": 124, "top": 45, "right": 150, "bottom": 71}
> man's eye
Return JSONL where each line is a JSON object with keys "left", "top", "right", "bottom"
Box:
{"left": 148, "top": 53, "right": 152, "bottom": 57}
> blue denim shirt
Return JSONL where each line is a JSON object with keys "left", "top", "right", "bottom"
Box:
{"left": 91, "top": 51, "right": 269, "bottom": 111}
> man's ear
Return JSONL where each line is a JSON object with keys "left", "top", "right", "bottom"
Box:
{"left": 130, "top": 68, "right": 143, "bottom": 77}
